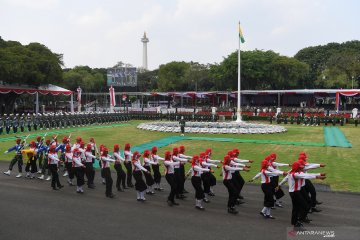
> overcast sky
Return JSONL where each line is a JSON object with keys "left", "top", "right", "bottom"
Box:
{"left": 1, "top": 0, "right": 359, "bottom": 70}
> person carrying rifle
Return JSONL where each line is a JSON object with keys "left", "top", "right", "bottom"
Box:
{"left": 3, "top": 136, "right": 29, "bottom": 178}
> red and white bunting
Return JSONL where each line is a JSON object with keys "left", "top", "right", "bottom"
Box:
{"left": 109, "top": 86, "right": 116, "bottom": 107}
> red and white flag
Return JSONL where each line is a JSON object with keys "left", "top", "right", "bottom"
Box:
{"left": 109, "top": 86, "right": 116, "bottom": 107}
{"left": 76, "top": 87, "right": 82, "bottom": 103}
{"left": 122, "top": 94, "right": 127, "bottom": 101}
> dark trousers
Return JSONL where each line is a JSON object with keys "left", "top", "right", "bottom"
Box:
{"left": 133, "top": 170, "right": 147, "bottom": 192}
{"left": 209, "top": 172, "right": 217, "bottom": 187}
{"left": 232, "top": 171, "right": 245, "bottom": 196}
{"left": 101, "top": 168, "right": 113, "bottom": 196}
{"left": 261, "top": 183, "right": 275, "bottom": 207}
{"left": 305, "top": 179, "right": 317, "bottom": 208}
{"left": 85, "top": 162, "right": 95, "bottom": 186}
{"left": 201, "top": 172, "right": 211, "bottom": 194}
{"left": 25, "top": 156, "right": 37, "bottom": 173}
{"left": 301, "top": 187, "right": 311, "bottom": 212}
{"left": 65, "top": 162, "right": 74, "bottom": 179}
{"left": 37, "top": 154, "right": 44, "bottom": 170}
{"left": 9, "top": 154, "right": 23, "bottom": 173}
{"left": 270, "top": 176, "right": 283, "bottom": 200}
{"left": 124, "top": 162, "right": 133, "bottom": 186}
{"left": 152, "top": 164, "right": 161, "bottom": 184}
{"left": 174, "top": 168, "right": 182, "bottom": 196}
{"left": 114, "top": 164, "right": 126, "bottom": 189}
{"left": 179, "top": 164, "right": 185, "bottom": 192}
{"left": 41, "top": 157, "right": 49, "bottom": 175}
{"left": 223, "top": 179, "right": 237, "bottom": 208}
{"left": 75, "top": 167, "right": 85, "bottom": 186}
{"left": 290, "top": 191, "right": 309, "bottom": 225}
{"left": 191, "top": 176, "right": 205, "bottom": 200}
{"left": 165, "top": 174, "right": 177, "bottom": 202}
{"left": 144, "top": 166, "right": 154, "bottom": 186}
{"left": 49, "top": 164, "right": 61, "bottom": 188}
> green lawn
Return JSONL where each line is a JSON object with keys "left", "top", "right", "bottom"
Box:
{"left": 1, "top": 120, "right": 359, "bottom": 192}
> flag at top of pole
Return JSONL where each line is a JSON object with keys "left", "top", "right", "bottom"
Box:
{"left": 238, "top": 22, "right": 245, "bottom": 43}
{"left": 109, "top": 85, "right": 116, "bottom": 107}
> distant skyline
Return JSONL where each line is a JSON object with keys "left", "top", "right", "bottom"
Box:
{"left": 1, "top": 0, "right": 359, "bottom": 70}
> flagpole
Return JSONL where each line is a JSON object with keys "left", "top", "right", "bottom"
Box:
{"left": 236, "top": 21, "right": 242, "bottom": 122}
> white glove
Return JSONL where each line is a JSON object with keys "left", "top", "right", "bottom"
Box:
{"left": 4, "top": 151, "right": 8, "bottom": 153}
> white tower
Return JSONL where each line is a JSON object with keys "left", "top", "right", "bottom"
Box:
{"left": 141, "top": 32, "right": 149, "bottom": 70}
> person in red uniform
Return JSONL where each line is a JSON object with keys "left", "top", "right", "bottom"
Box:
{"left": 132, "top": 151, "right": 149, "bottom": 201}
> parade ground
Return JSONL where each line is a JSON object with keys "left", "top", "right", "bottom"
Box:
{"left": 0, "top": 160, "right": 359, "bottom": 240}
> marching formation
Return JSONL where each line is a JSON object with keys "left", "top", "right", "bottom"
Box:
{"left": 3, "top": 134, "right": 326, "bottom": 229}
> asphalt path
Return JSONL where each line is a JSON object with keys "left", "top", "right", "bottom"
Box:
{"left": 0, "top": 161, "right": 359, "bottom": 240}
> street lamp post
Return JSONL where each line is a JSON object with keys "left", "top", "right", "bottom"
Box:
{"left": 352, "top": 76, "right": 354, "bottom": 89}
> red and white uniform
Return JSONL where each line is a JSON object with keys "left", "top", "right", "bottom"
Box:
{"left": 143, "top": 157, "right": 157, "bottom": 167}
{"left": 48, "top": 153, "right": 60, "bottom": 165}
{"left": 151, "top": 153, "right": 164, "bottom": 164}
{"left": 100, "top": 155, "right": 115, "bottom": 168}
{"left": 192, "top": 164, "right": 210, "bottom": 177}
{"left": 113, "top": 151, "right": 125, "bottom": 164}
{"left": 124, "top": 150, "right": 133, "bottom": 163}
{"left": 164, "top": 160, "right": 180, "bottom": 174}
{"left": 279, "top": 172, "right": 320, "bottom": 192}
{"left": 65, "top": 152, "right": 73, "bottom": 163}
{"left": 222, "top": 165, "right": 244, "bottom": 180}
{"left": 85, "top": 150, "right": 96, "bottom": 163}
{"left": 171, "top": 155, "right": 188, "bottom": 169}
{"left": 132, "top": 159, "right": 148, "bottom": 172}
{"left": 72, "top": 153, "right": 84, "bottom": 168}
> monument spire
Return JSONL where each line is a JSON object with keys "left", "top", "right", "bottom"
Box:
{"left": 141, "top": 31, "right": 149, "bottom": 70}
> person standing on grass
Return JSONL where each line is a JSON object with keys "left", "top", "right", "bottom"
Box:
{"left": 179, "top": 116, "right": 186, "bottom": 136}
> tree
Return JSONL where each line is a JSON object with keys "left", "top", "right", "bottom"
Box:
{"left": 137, "top": 69, "right": 159, "bottom": 91}
{"left": 157, "top": 61, "right": 190, "bottom": 91}
{"left": 62, "top": 66, "right": 106, "bottom": 92}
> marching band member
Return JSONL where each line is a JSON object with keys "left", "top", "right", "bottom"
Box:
{"left": 142, "top": 150, "right": 156, "bottom": 195}
{"left": 164, "top": 150, "right": 180, "bottom": 206}
{"left": 278, "top": 161, "right": 326, "bottom": 228}
{"left": 132, "top": 151, "right": 149, "bottom": 201}
{"left": 191, "top": 155, "right": 211, "bottom": 210}
{"left": 100, "top": 147, "right": 115, "bottom": 198}
{"left": 38, "top": 139, "right": 52, "bottom": 181}
{"left": 172, "top": 147, "right": 189, "bottom": 199}
{"left": 268, "top": 153, "right": 291, "bottom": 208}
{"left": 72, "top": 148, "right": 86, "bottom": 194}
{"left": 113, "top": 144, "right": 127, "bottom": 191}
{"left": 48, "top": 145, "right": 64, "bottom": 190}
{"left": 3, "top": 138, "right": 24, "bottom": 178}
{"left": 232, "top": 148, "right": 254, "bottom": 199}
{"left": 298, "top": 152, "right": 326, "bottom": 213}
{"left": 64, "top": 145, "right": 75, "bottom": 185}
{"left": 204, "top": 148, "right": 220, "bottom": 196}
{"left": 222, "top": 155, "right": 249, "bottom": 214}
{"left": 124, "top": 143, "right": 134, "bottom": 188}
{"left": 24, "top": 141, "right": 38, "bottom": 178}
{"left": 84, "top": 143, "right": 96, "bottom": 189}
{"left": 99, "top": 144, "right": 106, "bottom": 184}
{"left": 72, "top": 137, "right": 82, "bottom": 150}
{"left": 36, "top": 136, "right": 45, "bottom": 174}
{"left": 151, "top": 146, "right": 165, "bottom": 191}
{"left": 56, "top": 136, "right": 69, "bottom": 176}
{"left": 251, "top": 159, "right": 287, "bottom": 219}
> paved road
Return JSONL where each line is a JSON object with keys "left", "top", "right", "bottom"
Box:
{"left": 0, "top": 161, "right": 359, "bottom": 240}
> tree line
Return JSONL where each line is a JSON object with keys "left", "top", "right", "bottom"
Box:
{"left": 1, "top": 36, "right": 360, "bottom": 94}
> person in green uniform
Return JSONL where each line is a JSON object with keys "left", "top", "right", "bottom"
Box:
{"left": 179, "top": 116, "right": 186, "bottom": 136}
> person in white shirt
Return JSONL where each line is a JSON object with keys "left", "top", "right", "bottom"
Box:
{"left": 278, "top": 161, "right": 325, "bottom": 228}
{"left": 132, "top": 151, "right": 149, "bottom": 201}
{"left": 72, "top": 148, "right": 86, "bottom": 194}
{"left": 142, "top": 149, "right": 156, "bottom": 195}
{"left": 222, "top": 155, "right": 249, "bottom": 214}
{"left": 179, "top": 145, "right": 191, "bottom": 194}
{"left": 163, "top": 150, "right": 181, "bottom": 206}
{"left": 204, "top": 148, "right": 221, "bottom": 196}
{"left": 232, "top": 148, "right": 254, "bottom": 200}
{"left": 100, "top": 147, "right": 115, "bottom": 198}
{"left": 84, "top": 143, "right": 96, "bottom": 189}
{"left": 113, "top": 144, "right": 127, "bottom": 192}
{"left": 151, "top": 146, "right": 164, "bottom": 191}
{"left": 64, "top": 144, "right": 74, "bottom": 186}
{"left": 48, "top": 145, "right": 64, "bottom": 190}
{"left": 172, "top": 147, "right": 189, "bottom": 200}
{"left": 191, "top": 155, "right": 211, "bottom": 210}
{"left": 124, "top": 143, "right": 134, "bottom": 188}
{"left": 250, "top": 158, "right": 287, "bottom": 219}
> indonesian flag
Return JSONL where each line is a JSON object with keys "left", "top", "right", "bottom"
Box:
{"left": 122, "top": 94, "right": 127, "bottom": 101}
{"left": 109, "top": 86, "right": 116, "bottom": 107}
{"left": 238, "top": 22, "right": 245, "bottom": 43}
{"left": 76, "top": 87, "right": 82, "bottom": 103}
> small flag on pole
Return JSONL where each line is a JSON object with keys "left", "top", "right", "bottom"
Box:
{"left": 109, "top": 86, "right": 116, "bottom": 107}
{"left": 76, "top": 87, "right": 82, "bottom": 103}
{"left": 238, "top": 22, "right": 245, "bottom": 43}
